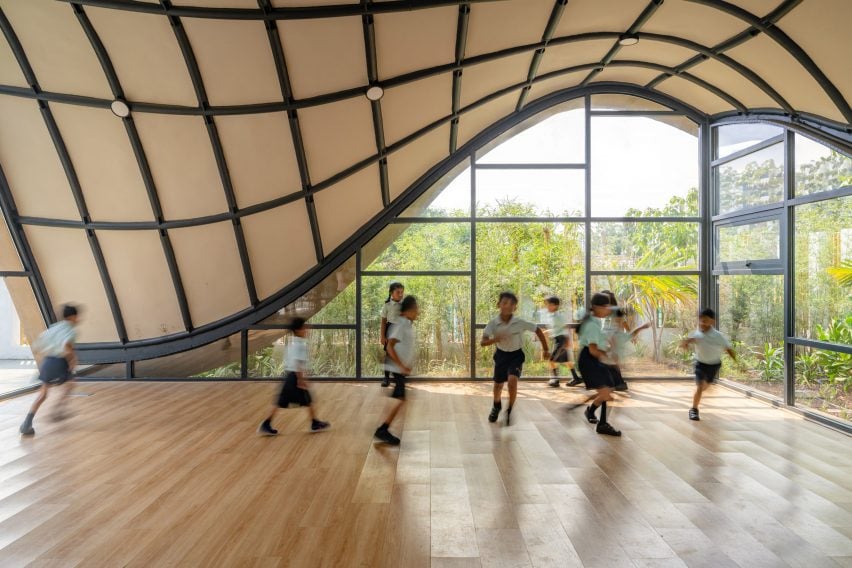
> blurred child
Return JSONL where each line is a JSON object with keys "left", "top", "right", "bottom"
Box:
{"left": 576, "top": 293, "right": 621, "bottom": 436}
{"left": 543, "top": 296, "right": 573, "bottom": 387}
{"left": 603, "top": 307, "right": 650, "bottom": 391}
{"left": 19, "top": 304, "right": 81, "bottom": 436}
{"left": 681, "top": 308, "right": 736, "bottom": 421}
{"left": 374, "top": 295, "right": 419, "bottom": 445}
{"left": 380, "top": 282, "right": 405, "bottom": 387}
{"left": 258, "top": 317, "right": 330, "bottom": 436}
{"left": 481, "top": 292, "right": 549, "bottom": 425}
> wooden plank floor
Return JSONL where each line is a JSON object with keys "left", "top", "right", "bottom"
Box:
{"left": 0, "top": 380, "right": 850, "bottom": 567}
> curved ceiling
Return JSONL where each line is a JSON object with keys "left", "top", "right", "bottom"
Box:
{"left": 0, "top": 0, "right": 849, "bottom": 362}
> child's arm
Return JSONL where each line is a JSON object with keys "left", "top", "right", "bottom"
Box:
{"left": 380, "top": 317, "right": 388, "bottom": 345}
{"left": 386, "top": 338, "right": 411, "bottom": 375}
{"left": 680, "top": 337, "right": 696, "bottom": 350}
{"left": 296, "top": 370, "right": 308, "bottom": 389}
{"left": 535, "top": 327, "right": 549, "bottom": 358}
{"left": 588, "top": 342, "right": 606, "bottom": 360}
{"left": 726, "top": 348, "right": 736, "bottom": 361}
{"left": 629, "top": 322, "right": 651, "bottom": 339}
{"left": 480, "top": 333, "right": 499, "bottom": 347}
{"left": 64, "top": 343, "right": 77, "bottom": 375}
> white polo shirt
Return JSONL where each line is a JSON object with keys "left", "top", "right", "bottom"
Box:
{"left": 381, "top": 300, "right": 402, "bottom": 325}
{"left": 688, "top": 328, "right": 732, "bottom": 365}
{"left": 483, "top": 315, "right": 538, "bottom": 352}
{"left": 385, "top": 317, "right": 417, "bottom": 374}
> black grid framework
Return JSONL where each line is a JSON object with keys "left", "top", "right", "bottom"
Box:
{"left": 0, "top": 0, "right": 849, "bottom": 368}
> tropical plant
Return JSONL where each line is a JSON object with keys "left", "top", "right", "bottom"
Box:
{"left": 751, "top": 342, "right": 784, "bottom": 381}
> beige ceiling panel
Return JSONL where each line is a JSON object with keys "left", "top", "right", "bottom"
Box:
{"left": 375, "top": 7, "right": 456, "bottom": 80}
{"left": 460, "top": 53, "right": 531, "bottom": 109}
{"left": 613, "top": 40, "right": 698, "bottom": 68}
{"left": 0, "top": 216, "right": 22, "bottom": 272}
{"left": 654, "top": 75, "right": 733, "bottom": 115}
{"left": 278, "top": 16, "right": 367, "bottom": 99}
{"left": 642, "top": 0, "right": 747, "bottom": 47}
{"left": 0, "top": 0, "right": 111, "bottom": 98}
{"left": 0, "top": 96, "right": 79, "bottom": 221}
{"left": 690, "top": 58, "right": 776, "bottom": 110}
{"left": 183, "top": 18, "right": 280, "bottom": 106}
{"left": 4, "top": 277, "right": 46, "bottom": 346}
{"left": 779, "top": 0, "right": 852, "bottom": 112}
{"left": 97, "top": 230, "right": 184, "bottom": 340}
{"left": 526, "top": 71, "right": 588, "bottom": 105}
{"left": 133, "top": 113, "right": 229, "bottom": 220}
{"left": 538, "top": 39, "right": 613, "bottom": 76}
{"left": 727, "top": 34, "right": 844, "bottom": 123}
{"left": 314, "top": 163, "right": 382, "bottom": 254}
{"left": 590, "top": 66, "right": 663, "bottom": 87}
{"left": 215, "top": 112, "right": 301, "bottom": 208}
{"left": 382, "top": 73, "right": 452, "bottom": 146}
{"left": 170, "top": 222, "right": 250, "bottom": 327}
{"left": 729, "top": 0, "right": 784, "bottom": 16}
{"left": 50, "top": 104, "right": 152, "bottom": 223}
{"left": 0, "top": 32, "right": 26, "bottom": 87}
{"left": 591, "top": 93, "right": 672, "bottom": 111}
{"left": 387, "top": 124, "right": 450, "bottom": 201}
{"left": 466, "top": 0, "right": 553, "bottom": 57}
{"left": 23, "top": 226, "right": 117, "bottom": 343}
{"left": 556, "top": 0, "right": 647, "bottom": 36}
{"left": 86, "top": 8, "right": 196, "bottom": 106}
{"left": 298, "top": 96, "right": 375, "bottom": 184}
{"left": 241, "top": 201, "right": 316, "bottom": 300}
{"left": 457, "top": 92, "right": 518, "bottom": 148}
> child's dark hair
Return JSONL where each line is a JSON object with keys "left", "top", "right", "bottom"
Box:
{"left": 400, "top": 295, "right": 418, "bottom": 313}
{"left": 699, "top": 308, "right": 716, "bottom": 320}
{"left": 545, "top": 296, "right": 560, "bottom": 306}
{"left": 61, "top": 304, "right": 79, "bottom": 319}
{"left": 498, "top": 291, "right": 519, "bottom": 305}
{"left": 385, "top": 281, "right": 404, "bottom": 303}
{"left": 577, "top": 292, "right": 611, "bottom": 330}
{"left": 600, "top": 289, "right": 618, "bottom": 307}
{"left": 286, "top": 317, "right": 307, "bottom": 332}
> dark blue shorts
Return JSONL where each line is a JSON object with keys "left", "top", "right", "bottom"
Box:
{"left": 695, "top": 361, "right": 722, "bottom": 384}
{"left": 493, "top": 349, "right": 524, "bottom": 383}
{"left": 39, "top": 356, "right": 71, "bottom": 385}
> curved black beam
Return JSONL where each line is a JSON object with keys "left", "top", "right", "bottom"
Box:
{"left": 516, "top": 0, "right": 566, "bottom": 112}
{"left": 72, "top": 83, "right": 707, "bottom": 362}
{"left": 74, "top": 4, "right": 194, "bottom": 332}
{"left": 161, "top": 0, "right": 259, "bottom": 306}
{"left": 448, "top": 3, "right": 468, "bottom": 153}
{"left": 0, "top": 5, "right": 128, "bottom": 341}
{"left": 360, "top": 1, "right": 390, "bottom": 207}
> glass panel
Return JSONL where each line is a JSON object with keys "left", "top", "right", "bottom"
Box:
{"left": 716, "top": 219, "right": 780, "bottom": 263}
{"left": 795, "top": 345, "right": 851, "bottom": 423}
{"left": 475, "top": 168, "right": 585, "bottom": 217}
{"left": 590, "top": 94, "right": 671, "bottom": 111}
{"left": 124, "top": 333, "right": 242, "bottom": 378}
{"left": 363, "top": 223, "right": 471, "bottom": 272}
{"left": 795, "top": 135, "right": 852, "bottom": 197}
{"left": 716, "top": 123, "right": 783, "bottom": 159}
{"left": 591, "top": 222, "right": 699, "bottom": 270}
{"left": 476, "top": 222, "right": 585, "bottom": 323}
{"left": 591, "top": 275, "right": 698, "bottom": 377}
{"left": 591, "top": 116, "right": 699, "bottom": 216}
{"left": 0, "top": 277, "right": 36, "bottom": 394}
{"left": 362, "top": 276, "right": 470, "bottom": 378}
{"left": 263, "top": 257, "right": 356, "bottom": 325}
{"left": 477, "top": 106, "right": 585, "bottom": 164}
{"left": 400, "top": 160, "right": 471, "bottom": 218}
{"left": 716, "top": 143, "right": 784, "bottom": 214}
{"left": 795, "top": 197, "right": 852, "bottom": 345}
{"left": 246, "top": 329, "right": 355, "bottom": 378}
{"left": 717, "top": 275, "right": 784, "bottom": 398}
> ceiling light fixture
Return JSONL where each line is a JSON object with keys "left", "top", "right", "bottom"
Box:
{"left": 618, "top": 33, "right": 639, "bottom": 46}
{"left": 110, "top": 99, "right": 131, "bottom": 118}
{"left": 365, "top": 85, "right": 384, "bottom": 101}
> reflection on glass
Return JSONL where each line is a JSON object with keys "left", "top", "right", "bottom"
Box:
{"left": 363, "top": 223, "right": 470, "bottom": 272}
{"left": 476, "top": 222, "right": 584, "bottom": 323}
{"left": 123, "top": 334, "right": 243, "bottom": 378}
{"left": 362, "top": 276, "right": 470, "bottom": 377}
{"left": 477, "top": 106, "right": 585, "bottom": 164}
{"left": 716, "top": 123, "right": 783, "bottom": 159}
{"left": 591, "top": 222, "right": 699, "bottom": 270}
{"left": 795, "top": 345, "right": 851, "bottom": 422}
{"left": 795, "top": 135, "right": 852, "bottom": 197}
{"left": 591, "top": 275, "right": 697, "bottom": 377}
{"left": 717, "top": 275, "right": 784, "bottom": 399}
{"left": 263, "top": 257, "right": 356, "bottom": 325}
{"left": 795, "top": 197, "right": 852, "bottom": 344}
{"left": 400, "top": 160, "right": 471, "bottom": 217}
{"left": 246, "top": 329, "right": 355, "bottom": 378}
{"left": 716, "top": 143, "right": 784, "bottom": 214}
{"left": 591, "top": 116, "right": 698, "bottom": 216}
{"left": 475, "top": 168, "right": 584, "bottom": 217}
{"left": 716, "top": 219, "right": 780, "bottom": 263}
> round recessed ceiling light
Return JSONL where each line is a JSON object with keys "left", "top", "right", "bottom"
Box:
{"left": 110, "top": 99, "right": 130, "bottom": 118}
{"left": 365, "top": 85, "right": 384, "bottom": 101}
{"left": 618, "top": 34, "right": 639, "bottom": 46}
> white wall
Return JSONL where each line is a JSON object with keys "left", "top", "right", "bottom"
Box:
{"left": 0, "top": 279, "right": 34, "bottom": 360}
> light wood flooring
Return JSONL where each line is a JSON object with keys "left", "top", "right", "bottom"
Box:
{"left": 0, "top": 380, "right": 850, "bottom": 567}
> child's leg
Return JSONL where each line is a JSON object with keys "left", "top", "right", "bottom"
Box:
{"left": 492, "top": 381, "right": 504, "bottom": 404}
{"left": 28, "top": 383, "right": 49, "bottom": 416}
{"left": 507, "top": 375, "right": 519, "bottom": 408}
{"left": 382, "top": 399, "right": 405, "bottom": 427}
{"left": 693, "top": 381, "right": 709, "bottom": 409}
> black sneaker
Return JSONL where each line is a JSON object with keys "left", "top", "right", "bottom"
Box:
{"left": 548, "top": 379, "right": 560, "bottom": 388}
{"left": 596, "top": 422, "right": 622, "bottom": 437}
{"left": 488, "top": 406, "right": 501, "bottom": 423}
{"left": 614, "top": 383, "right": 628, "bottom": 392}
{"left": 689, "top": 408, "right": 700, "bottom": 421}
{"left": 505, "top": 406, "right": 513, "bottom": 426}
{"left": 584, "top": 405, "right": 598, "bottom": 424}
{"left": 381, "top": 376, "right": 390, "bottom": 387}
{"left": 19, "top": 422, "right": 34, "bottom": 436}
{"left": 257, "top": 421, "right": 278, "bottom": 436}
{"left": 567, "top": 378, "right": 583, "bottom": 387}
{"left": 311, "top": 420, "right": 331, "bottom": 432}
{"left": 374, "top": 427, "right": 400, "bottom": 445}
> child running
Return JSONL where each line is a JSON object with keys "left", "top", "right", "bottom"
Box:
{"left": 543, "top": 296, "right": 573, "bottom": 388}
{"left": 258, "top": 317, "right": 330, "bottom": 436}
{"left": 603, "top": 307, "right": 650, "bottom": 392}
{"left": 576, "top": 293, "right": 621, "bottom": 436}
{"left": 19, "top": 304, "right": 81, "bottom": 436}
{"left": 375, "top": 295, "right": 419, "bottom": 445}
{"left": 481, "top": 292, "right": 548, "bottom": 425}
{"left": 380, "top": 282, "right": 405, "bottom": 387}
{"left": 681, "top": 308, "right": 736, "bottom": 421}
